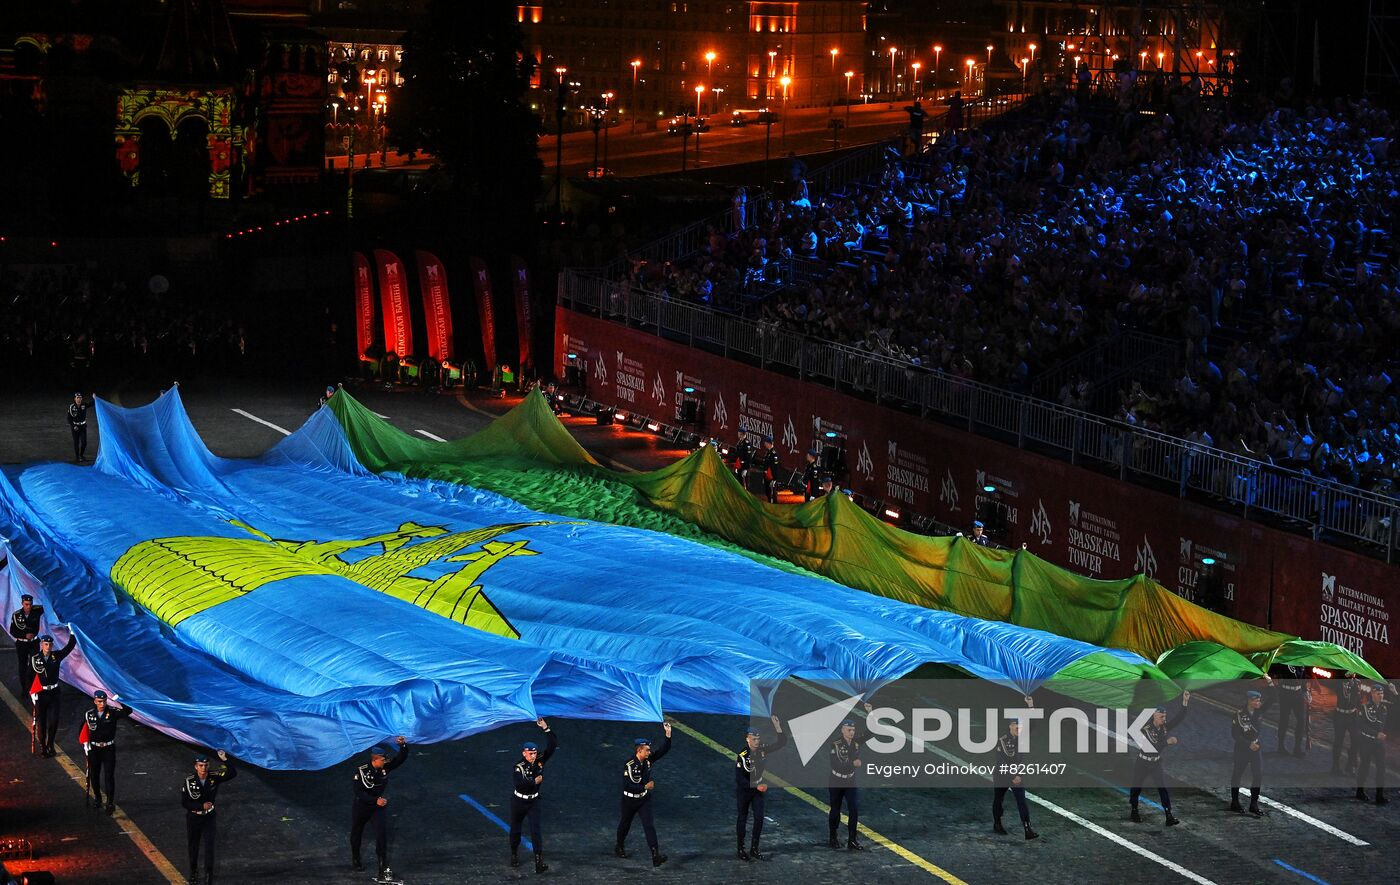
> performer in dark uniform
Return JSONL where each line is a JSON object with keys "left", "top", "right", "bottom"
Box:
{"left": 67, "top": 392, "right": 90, "bottom": 462}
{"left": 1331, "top": 671, "right": 1360, "bottom": 775}
{"left": 616, "top": 721, "right": 673, "bottom": 867}
{"left": 731, "top": 432, "right": 754, "bottom": 488}
{"left": 828, "top": 702, "right": 873, "bottom": 851}
{"left": 1354, "top": 682, "right": 1392, "bottom": 804}
{"left": 801, "top": 450, "right": 822, "bottom": 502}
{"left": 31, "top": 632, "right": 77, "bottom": 757}
{"left": 509, "top": 718, "right": 556, "bottom": 872}
{"left": 1229, "top": 683, "right": 1271, "bottom": 816}
{"left": 992, "top": 695, "right": 1039, "bottom": 840}
{"left": 84, "top": 690, "right": 134, "bottom": 813}
{"left": 9, "top": 593, "right": 43, "bottom": 700}
{"left": 1274, "top": 664, "right": 1309, "bottom": 756}
{"left": 754, "top": 435, "right": 782, "bottom": 503}
{"left": 970, "top": 520, "right": 990, "bottom": 546}
{"left": 1128, "top": 691, "right": 1189, "bottom": 825}
{"left": 735, "top": 715, "right": 786, "bottom": 860}
{"left": 350, "top": 736, "right": 409, "bottom": 882}
{"left": 319, "top": 384, "right": 337, "bottom": 407}
{"left": 182, "top": 749, "right": 237, "bottom": 885}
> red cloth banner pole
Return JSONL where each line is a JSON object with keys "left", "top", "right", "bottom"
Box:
{"left": 511, "top": 255, "right": 533, "bottom": 377}
{"left": 415, "top": 250, "right": 454, "bottom": 363}
{"left": 469, "top": 256, "right": 498, "bottom": 373}
{"left": 351, "top": 252, "right": 376, "bottom": 360}
{"left": 372, "top": 249, "right": 413, "bottom": 360}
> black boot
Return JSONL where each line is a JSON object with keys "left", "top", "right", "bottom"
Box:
{"left": 1229, "top": 794, "right": 1244, "bottom": 813}
{"left": 651, "top": 846, "right": 668, "bottom": 868}
{"left": 1247, "top": 802, "right": 1263, "bottom": 818}
{"left": 993, "top": 818, "right": 1008, "bottom": 835}
{"left": 614, "top": 842, "right": 628, "bottom": 859}
{"left": 534, "top": 851, "right": 548, "bottom": 873}
{"left": 1356, "top": 788, "right": 1370, "bottom": 801}
{"left": 1165, "top": 810, "right": 1180, "bottom": 827}
{"left": 187, "top": 869, "right": 199, "bottom": 885}
{"left": 104, "top": 801, "right": 115, "bottom": 815}
{"left": 750, "top": 838, "right": 763, "bottom": 860}
{"left": 1129, "top": 807, "right": 1141, "bottom": 823}
{"left": 737, "top": 837, "right": 750, "bottom": 861}
{"left": 828, "top": 830, "right": 840, "bottom": 848}
{"left": 1377, "top": 789, "right": 1388, "bottom": 806}
{"left": 847, "top": 838, "right": 864, "bottom": 851}
{"left": 352, "top": 856, "right": 364, "bottom": 872}
{"left": 376, "top": 867, "right": 396, "bottom": 884}
{"left": 511, "top": 846, "right": 520, "bottom": 867}
{"left": 1024, "top": 822, "right": 1039, "bottom": 841}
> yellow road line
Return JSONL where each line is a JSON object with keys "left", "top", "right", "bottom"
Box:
{"left": 668, "top": 718, "right": 970, "bottom": 884}
{"left": 0, "top": 681, "right": 185, "bottom": 884}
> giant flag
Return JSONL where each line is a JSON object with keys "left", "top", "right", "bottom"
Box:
{"left": 0, "top": 388, "right": 1157, "bottom": 769}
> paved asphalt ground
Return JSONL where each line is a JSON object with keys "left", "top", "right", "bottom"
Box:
{"left": 1, "top": 377, "right": 1397, "bottom": 885}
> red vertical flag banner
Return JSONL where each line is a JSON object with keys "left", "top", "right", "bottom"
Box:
{"left": 511, "top": 255, "right": 533, "bottom": 375}
{"left": 415, "top": 250, "right": 455, "bottom": 363}
{"left": 373, "top": 249, "right": 413, "bottom": 359}
{"left": 351, "top": 252, "right": 376, "bottom": 359}
{"left": 469, "top": 256, "right": 498, "bottom": 371}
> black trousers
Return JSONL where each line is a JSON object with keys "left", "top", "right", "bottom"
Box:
{"left": 509, "top": 796, "right": 543, "bottom": 851}
{"left": 71, "top": 425, "right": 87, "bottom": 460}
{"left": 992, "top": 785, "right": 1030, "bottom": 824}
{"left": 89, "top": 746, "right": 116, "bottom": 803}
{"left": 15, "top": 646, "right": 36, "bottom": 703}
{"left": 617, "top": 794, "right": 659, "bottom": 849}
{"left": 1332, "top": 712, "right": 1359, "bottom": 769}
{"left": 827, "top": 785, "right": 859, "bottom": 837}
{"left": 187, "top": 811, "right": 218, "bottom": 874}
{"left": 34, "top": 688, "right": 59, "bottom": 751}
{"left": 1128, "top": 757, "right": 1171, "bottom": 810}
{"left": 1356, "top": 737, "right": 1387, "bottom": 790}
{"left": 1230, "top": 746, "right": 1262, "bottom": 801}
{"left": 350, "top": 800, "right": 388, "bottom": 865}
{"left": 736, "top": 787, "right": 766, "bottom": 841}
{"left": 1276, "top": 693, "right": 1306, "bottom": 751}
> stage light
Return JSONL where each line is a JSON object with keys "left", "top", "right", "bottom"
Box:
{"left": 563, "top": 394, "right": 584, "bottom": 412}
{"left": 982, "top": 484, "right": 997, "bottom": 493}
{"left": 825, "top": 431, "right": 838, "bottom": 439}
{"left": 883, "top": 507, "right": 902, "bottom": 521}
{"left": 646, "top": 420, "right": 662, "bottom": 432}
{"left": 566, "top": 352, "right": 579, "bottom": 360}
{"left": 684, "top": 386, "right": 695, "bottom": 394}
{"left": 596, "top": 405, "right": 615, "bottom": 426}
{"left": 614, "top": 409, "right": 629, "bottom": 423}
{"left": 1311, "top": 667, "right": 1334, "bottom": 679}
{"left": 627, "top": 413, "right": 648, "bottom": 429}
{"left": 1201, "top": 557, "right": 1216, "bottom": 565}
{"left": 678, "top": 431, "right": 700, "bottom": 448}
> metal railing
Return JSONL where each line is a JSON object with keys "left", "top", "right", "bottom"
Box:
{"left": 1031, "top": 330, "right": 1182, "bottom": 412}
{"left": 560, "top": 269, "right": 1400, "bottom": 562}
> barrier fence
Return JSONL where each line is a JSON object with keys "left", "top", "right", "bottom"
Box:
{"left": 560, "top": 268, "right": 1400, "bottom": 563}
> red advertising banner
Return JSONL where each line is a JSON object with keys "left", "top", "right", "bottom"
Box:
{"left": 415, "top": 250, "right": 455, "bottom": 363}
{"left": 372, "top": 249, "right": 412, "bottom": 359}
{"left": 351, "top": 251, "right": 375, "bottom": 359}
{"left": 468, "top": 256, "right": 498, "bottom": 372}
{"left": 558, "top": 306, "right": 1399, "bottom": 675}
{"left": 511, "top": 255, "right": 533, "bottom": 375}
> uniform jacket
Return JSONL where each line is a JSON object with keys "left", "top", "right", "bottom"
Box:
{"left": 182, "top": 759, "right": 238, "bottom": 813}
{"left": 84, "top": 703, "right": 134, "bottom": 744}
{"left": 735, "top": 730, "right": 788, "bottom": 790}
{"left": 353, "top": 743, "right": 409, "bottom": 805}
{"left": 621, "top": 735, "right": 671, "bottom": 798}
{"left": 512, "top": 728, "right": 558, "bottom": 799}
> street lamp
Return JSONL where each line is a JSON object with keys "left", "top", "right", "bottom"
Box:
{"left": 933, "top": 44, "right": 942, "bottom": 92}
{"left": 830, "top": 47, "right": 838, "bottom": 73}
{"left": 1028, "top": 43, "right": 1037, "bottom": 64}
{"left": 602, "top": 90, "right": 614, "bottom": 173}
{"left": 779, "top": 75, "right": 790, "bottom": 145}
{"left": 986, "top": 44, "right": 994, "bottom": 67}
{"left": 694, "top": 84, "right": 705, "bottom": 161}
{"left": 966, "top": 58, "right": 975, "bottom": 85}
{"left": 553, "top": 65, "right": 567, "bottom": 220}
{"left": 630, "top": 59, "right": 641, "bottom": 133}
{"left": 1020, "top": 57, "right": 1029, "bottom": 84}
{"left": 844, "top": 70, "right": 853, "bottom": 125}
{"left": 1157, "top": 50, "right": 1165, "bottom": 69}
{"left": 889, "top": 46, "right": 898, "bottom": 94}
{"left": 1140, "top": 49, "right": 1148, "bottom": 69}
{"left": 375, "top": 92, "right": 388, "bottom": 166}
{"left": 910, "top": 61, "right": 921, "bottom": 96}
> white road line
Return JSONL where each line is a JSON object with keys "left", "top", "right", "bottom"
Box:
{"left": 373, "top": 411, "right": 391, "bottom": 419}
{"left": 795, "top": 681, "right": 1218, "bottom": 885}
{"left": 1087, "top": 713, "right": 1370, "bottom": 846}
{"left": 231, "top": 409, "right": 290, "bottom": 436}
{"left": 415, "top": 429, "right": 447, "bottom": 442}
{"left": 1028, "top": 795, "right": 1218, "bottom": 885}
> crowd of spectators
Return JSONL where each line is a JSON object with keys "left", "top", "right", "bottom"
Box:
{"left": 630, "top": 81, "right": 1399, "bottom": 493}
{"left": 0, "top": 264, "right": 249, "bottom": 384}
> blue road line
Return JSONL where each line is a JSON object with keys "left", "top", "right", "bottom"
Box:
{"left": 1274, "top": 859, "right": 1332, "bottom": 885}
{"left": 1078, "top": 769, "right": 1166, "bottom": 811}
{"left": 459, "top": 793, "right": 532, "bottom": 852}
